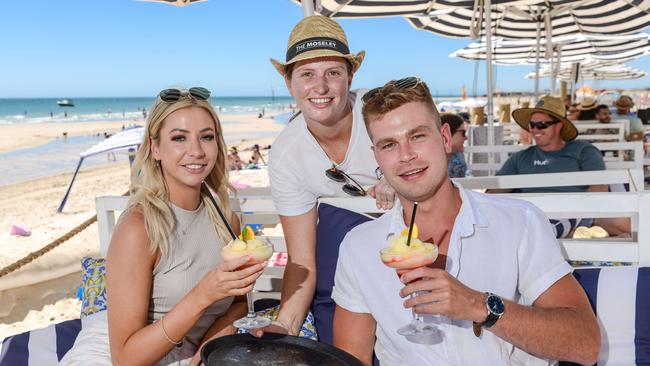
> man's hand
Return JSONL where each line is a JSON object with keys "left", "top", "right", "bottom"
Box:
{"left": 367, "top": 177, "right": 396, "bottom": 210}
{"left": 399, "top": 267, "right": 486, "bottom": 323}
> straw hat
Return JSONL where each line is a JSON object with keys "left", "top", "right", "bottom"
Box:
{"left": 512, "top": 96, "right": 578, "bottom": 141}
{"left": 270, "top": 16, "right": 365, "bottom": 77}
{"left": 614, "top": 95, "right": 634, "bottom": 109}
{"left": 576, "top": 97, "right": 597, "bottom": 111}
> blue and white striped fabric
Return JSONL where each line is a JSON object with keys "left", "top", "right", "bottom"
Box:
{"left": 566, "top": 266, "right": 650, "bottom": 366}
{"left": 0, "top": 318, "right": 80, "bottom": 366}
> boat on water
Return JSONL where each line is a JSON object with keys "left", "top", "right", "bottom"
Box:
{"left": 57, "top": 99, "right": 75, "bottom": 107}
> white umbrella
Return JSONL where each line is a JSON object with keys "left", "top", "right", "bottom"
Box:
{"left": 57, "top": 127, "right": 145, "bottom": 213}
{"left": 525, "top": 63, "right": 647, "bottom": 80}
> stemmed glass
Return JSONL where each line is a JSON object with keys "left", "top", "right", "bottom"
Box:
{"left": 379, "top": 202, "right": 443, "bottom": 345}
{"left": 221, "top": 231, "right": 274, "bottom": 330}
{"left": 202, "top": 183, "right": 274, "bottom": 330}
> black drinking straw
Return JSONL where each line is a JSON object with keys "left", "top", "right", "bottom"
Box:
{"left": 201, "top": 182, "right": 237, "bottom": 239}
{"left": 405, "top": 202, "right": 418, "bottom": 247}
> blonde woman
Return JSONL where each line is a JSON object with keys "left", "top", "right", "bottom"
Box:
{"left": 62, "top": 87, "right": 266, "bottom": 365}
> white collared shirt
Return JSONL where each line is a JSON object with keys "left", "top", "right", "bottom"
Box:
{"left": 332, "top": 185, "right": 572, "bottom": 366}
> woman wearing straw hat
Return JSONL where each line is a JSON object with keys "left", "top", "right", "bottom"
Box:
{"left": 576, "top": 97, "right": 598, "bottom": 120}
{"left": 258, "top": 15, "right": 395, "bottom": 341}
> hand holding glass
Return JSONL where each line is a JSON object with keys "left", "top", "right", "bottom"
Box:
{"left": 221, "top": 229, "right": 273, "bottom": 330}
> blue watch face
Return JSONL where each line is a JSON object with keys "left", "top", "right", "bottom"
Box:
{"left": 488, "top": 295, "right": 505, "bottom": 315}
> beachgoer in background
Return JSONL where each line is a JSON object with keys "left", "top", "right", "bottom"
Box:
{"left": 142, "top": 107, "right": 147, "bottom": 119}
{"left": 50, "top": 111, "right": 54, "bottom": 119}
{"left": 440, "top": 113, "right": 468, "bottom": 178}
{"left": 227, "top": 146, "right": 243, "bottom": 171}
{"left": 613, "top": 95, "right": 644, "bottom": 141}
{"left": 576, "top": 98, "right": 597, "bottom": 120}
{"left": 332, "top": 78, "right": 599, "bottom": 365}
{"left": 567, "top": 103, "right": 579, "bottom": 120}
{"left": 596, "top": 104, "right": 612, "bottom": 124}
{"left": 248, "top": 144, "right": 265, "bottom": 166}
{"left": 61, "top": 87, "right": 265, "bottom": 365}
{"left": 488, "top": 96, "right": 629, "bottom": 237}
{"left": 260, "top": 15, "right": 395, "bottom": 341}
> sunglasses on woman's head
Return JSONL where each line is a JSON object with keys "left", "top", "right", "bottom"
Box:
{"left": 325, "top": 166, "right": 367, "bottom": 197}
{"left": 362, "top": 77, "right": 421, "bottom": 103}
{"left": 529, "top": 120, "right": 560, "bottom": 130}
{"left": 159, "top": 87, "right": 211, "bottom": 102}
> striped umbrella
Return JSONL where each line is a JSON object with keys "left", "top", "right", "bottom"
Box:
{"left": 407, "top": 1, "right": 650, "bottom": 41}
{"left": 525, "top": 63, "right": 647, "bottom": 80}
{"left": 451, "top": 33, "right": 650, "bottom": 65}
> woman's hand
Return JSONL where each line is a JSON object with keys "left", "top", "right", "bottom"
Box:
{"left": 193, "top": 256, "right": 267, "bottom": 308}
{"left": 367, "top": 177, "right": 396, "bottom": 210}
{"left": 250, "top": 319, "right": 292, "bottom": 338}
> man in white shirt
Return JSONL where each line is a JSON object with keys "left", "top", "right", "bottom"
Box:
{"left": 331, "top": 77, "right": 600, "bottom": 365}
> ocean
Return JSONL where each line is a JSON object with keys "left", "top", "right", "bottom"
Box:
{"left": 0, "top": 96, "right": 295, "bottom": 125}
{"left": 0, "top": 97, "right": 295, "bottom": 186}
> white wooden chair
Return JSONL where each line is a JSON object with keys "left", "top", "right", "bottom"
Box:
{"left": 464, "top": 141, "right": 645, "bottom": 189}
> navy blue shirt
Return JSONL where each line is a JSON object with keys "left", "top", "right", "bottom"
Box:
{"left": 497, "top": 140, "right": 606, "bottom": 193}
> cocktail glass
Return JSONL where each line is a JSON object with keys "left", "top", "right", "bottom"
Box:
{"left": 222, "top": 239, "right": 274, "bottom": 330}
{"left": 380, "top": 247, "right": 443, "bottom": 345}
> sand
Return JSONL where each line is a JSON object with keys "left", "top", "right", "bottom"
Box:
{"left": 0, "top": 113, "right": 278, "bottom": 339}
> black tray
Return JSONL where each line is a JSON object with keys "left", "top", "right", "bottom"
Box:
{"left": 200, "top": 332, "right": 363, "bottom": 366}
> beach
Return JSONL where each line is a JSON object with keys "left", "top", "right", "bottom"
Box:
{"left": 0, "top": 113, "right": 279, "bottom": 339}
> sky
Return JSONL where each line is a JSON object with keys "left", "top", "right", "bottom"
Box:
{"left": 2, "top": 0, "right": 650, "bottom": 98}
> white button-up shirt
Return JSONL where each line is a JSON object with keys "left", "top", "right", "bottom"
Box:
{"left": 332, "top": 185, "right": 572, "bottom": 365}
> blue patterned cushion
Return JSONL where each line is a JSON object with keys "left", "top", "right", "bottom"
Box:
{"left": 236, "top": 305, "right": 318, "bottom": 340}
{"left": 80, "top": 257, "right": 107, "bottom": 318}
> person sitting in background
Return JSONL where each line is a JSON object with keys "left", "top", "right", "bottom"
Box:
{"left": 593, "top": 104, "right": 620, "bottom": 138}
{"left": 595, "top": 104, "right": 612, "bottom": 124}
{"left": 567, "top": 103, "right": 580, "bottom": 120}
{"left": 332, "top": 78, "right": 600, "bottom": 365}
{"left": 488, "top": 96, "right": 629, "bottom": 238}
{"left": 61, "top": 88, "right": 266, "bottom": 365}
{"left": 227, "top": 146, "right": 243, "bottom": 171}
{"left": 613, "top": 95, "right": 644, "bottom": 141}
{"left": 440, "top": 113, "right": 468, "bottom": 178}
{"left": 248, "top": 144, "right": 265, "bottom": 166}
{"left": 576, "top": 98, "right": 597, "bottom": 120}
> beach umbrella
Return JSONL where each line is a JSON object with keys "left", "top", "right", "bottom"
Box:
{"left": 525, "top": 63, "right": 647, "bottom": 81}
{"left": 57, "top": 127, "right": 145, "bottom": 213}
{"left": 407, "top": 1, "right": 650, "bottom": 101}
{"left": 451, "top": 33, "right": 650, "bottom": 65}
{"left": 450, "top": 33, "right": 650, "bottom": 93}
{"left": 137, "top": 0, "right": 205, "bottom": 6}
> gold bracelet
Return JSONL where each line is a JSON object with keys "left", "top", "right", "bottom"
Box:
{"left": 160, "top": 316, "right": 182, "bottom": 345}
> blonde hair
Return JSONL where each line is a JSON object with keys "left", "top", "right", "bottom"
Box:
{"left": 128, "top": 95, "right": 233, "bottom": 257}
